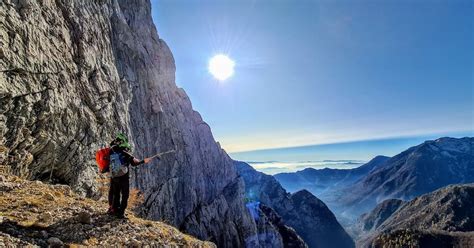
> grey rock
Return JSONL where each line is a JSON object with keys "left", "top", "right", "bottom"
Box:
{"left": 77, "top": 211, "right": 91, "bottom": 224}
{"left": 259, "top": 204, "right": 307, "bottom": 248}
{"left": 0, "top": 182, "right": 19, "bottom": 192}
{"left": 0, "top": 0, "right": 281, "bottom": 246}
{"left": 47, "top": 237, "right": 64, "bottom": 248}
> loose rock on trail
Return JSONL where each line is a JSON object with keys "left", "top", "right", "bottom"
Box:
{"left": 0, "top": 173, "right": 215, "bottom": 247}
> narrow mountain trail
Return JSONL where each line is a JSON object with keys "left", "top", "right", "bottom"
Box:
{"left": 0, "top": 173, "right": 214, "bottom": 247}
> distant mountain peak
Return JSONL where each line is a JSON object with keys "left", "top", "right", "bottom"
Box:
{"left": 423, "top": 136, "right": 472, "bottom": 153}
{"left": 339, "top": 137, "right": 474, "bottom": 217}
{"left": 372, "top": 155, "right": 391, "bottom": 161}
{"left": 293, "top": 189, "right": 319, "bottom": 198}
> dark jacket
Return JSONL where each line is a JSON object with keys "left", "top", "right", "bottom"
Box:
{"left": 108, "top": 145, "right": 144, "bottom": 215}
{"left": 109, "top": 145, "right": 144, "bottom": 174}
{"left": 102, "top": 145, "right": 144, "bottom": 175}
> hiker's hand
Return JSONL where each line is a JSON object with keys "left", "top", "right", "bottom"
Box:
{"left": 144, "top": 158, "right": 152, "bottom": 164}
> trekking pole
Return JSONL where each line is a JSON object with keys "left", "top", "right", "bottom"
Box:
{"left": 145, "top": 149, "right": 175, "bottom": 163}
{"left": 151, "top": 149, "right": 175, "bottom": 158}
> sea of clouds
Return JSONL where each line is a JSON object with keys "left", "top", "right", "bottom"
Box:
{"left": 246, "top": 160, "right": 366, "bottom": 175}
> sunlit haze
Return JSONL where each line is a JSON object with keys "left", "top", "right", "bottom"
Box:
{"left": 152, "top": 0, "right": 473, "bottom": 154}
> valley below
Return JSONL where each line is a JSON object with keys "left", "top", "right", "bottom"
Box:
{"left": 0, "top": 0, "right": 472, "bottom": 247}
{"left": 270, "top": 137, "right": 474, "bottom": 247}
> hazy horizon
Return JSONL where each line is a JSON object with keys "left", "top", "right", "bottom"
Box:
{"left": 230, "top": 131, "right": 473, "bottom": 173}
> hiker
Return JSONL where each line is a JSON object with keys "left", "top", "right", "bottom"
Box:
{"left": 105, "top": 133, "right": 154, "bottom": 219}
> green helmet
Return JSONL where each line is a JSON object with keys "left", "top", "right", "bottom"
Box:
{"left": 115, "top": 133, "right": 131, "bottom": 149}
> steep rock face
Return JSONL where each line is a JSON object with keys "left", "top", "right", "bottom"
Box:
{"left": 288, "top": 190, "right": 355, "bottom": 248}
{"left": 107, "top": 1, "right": 254, "bottom": 245}
{"left": 259, "top": 204, "right": 307, "bottom": 248}
{"left": 248, "top": 204, "right": 285, "bottom": 248}
{"left": 235, "top": 161, "right": 354, "bottom": 248}
{"left": 236, "top": 161, "right": 293, "bottom": 211}
{"left": 0, "top": 0, "right": 132, "bottom": 194}
{"left": 0, "top": 0, "right": 270, "bottom": 246}
{"left": 359, "top": 184, "right": 474, "bottom": 247}
{"left": 339, "top": 137, "right": 474, "bottom": 217}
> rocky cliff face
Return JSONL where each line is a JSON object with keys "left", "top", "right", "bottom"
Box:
{"left": 235, "top": 161, "right": 355, "bottom": 248}
{"left": 1, "top": 0, "right": 132, "bottom": 194}
{"left": 258, "top": 204, "right": 307, "bottom": 248}
{"left": 0, "top": 0, "right": 275, "bottom": 246}
{"left": 289, "top": 190, "right": 355, "bottom": 248}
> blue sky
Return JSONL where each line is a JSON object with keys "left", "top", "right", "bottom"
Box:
{"left": 151, "top": 0, "right": 473, "bottom": 153}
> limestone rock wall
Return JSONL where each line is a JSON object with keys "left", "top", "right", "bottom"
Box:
{"left": 0, "top": 0, "right": 276, "bottom": 246}
{"left": 0, "top": 0, "right": 131, "bottom": 195}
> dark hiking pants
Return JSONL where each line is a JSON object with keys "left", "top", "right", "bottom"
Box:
{"left": 110, "top": 174, "right": 129, "bottom": 215}
{"left": 108, "top": 178, "right": 114, "bottom": 208}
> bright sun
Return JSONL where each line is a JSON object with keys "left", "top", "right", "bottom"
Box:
{"left": 209, "top": 54, "right": 235, "bottom": 81}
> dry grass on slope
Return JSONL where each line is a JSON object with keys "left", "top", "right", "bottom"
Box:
{"left": 0, "top": 173, "right": 215, "bottom": 247}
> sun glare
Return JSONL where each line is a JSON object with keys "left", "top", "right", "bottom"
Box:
{"left": 209, "top": 54, "right": 235, "bottom": 81}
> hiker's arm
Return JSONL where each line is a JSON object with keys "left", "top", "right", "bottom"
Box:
{"left": 135, "top": 156, "right": 159, "bottom": 165}
{"left": 123, "top": 151, "right": 159, "bottom": 166}
{"left": 131, "top": 155, "right": 158, "bottom": 166}
{"left": 131, "top": 158, "right": 145, "bottom": 166}
{"left": 123, "top": 151, "right": 145, "bottom": 166}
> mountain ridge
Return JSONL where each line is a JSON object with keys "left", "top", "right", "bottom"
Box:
{"left": 274, "top": 137, "right": 473, "bottom": 222}
{"left": 274, "top": 155, "right": 390, "bottom": 195}
{"left": 339, "top": 137, "right": 474, "bottom": 216}
{"left": 358, "top": 183, "right": 474, "bottom": 247}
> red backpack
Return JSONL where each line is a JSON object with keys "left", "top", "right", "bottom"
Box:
{"left": 95, "top": 147, "right": 111, "bottom": 173}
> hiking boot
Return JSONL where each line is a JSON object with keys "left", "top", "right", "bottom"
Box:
{"left": 115, "top": 213, "right": 127, "bottom": 219}
{"left": 106, "top": 207, "right": 115, "bottom": 215}
{"left": 114, "top": 208, "right": 127, "bottom": 219}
